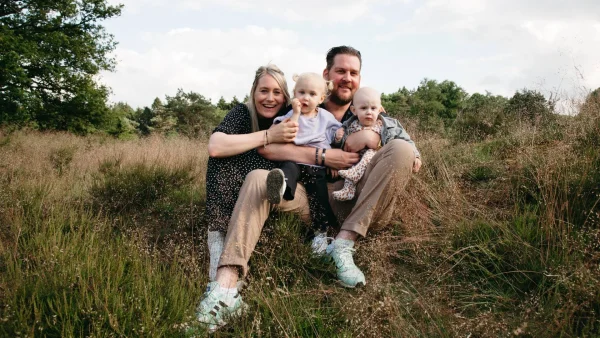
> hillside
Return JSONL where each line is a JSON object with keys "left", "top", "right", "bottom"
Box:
{"left": 0, "top": 101, "right": 599, "bottom": 336}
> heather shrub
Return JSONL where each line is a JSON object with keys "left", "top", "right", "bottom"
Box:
{"left": 90, "top": 160, "right": 194, "bottom": 214}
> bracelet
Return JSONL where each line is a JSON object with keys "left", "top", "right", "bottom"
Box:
{"left": 263, "top": 130, "right": 268, "bottom": 148}
{"left": 321, "top": 148, "right": 326, "bottom": 166}
{"left": 266, "top": 130, "right": 269, "bottom": 145}
{"left": 315, "top": 148, "right": 319, "bottom": 165}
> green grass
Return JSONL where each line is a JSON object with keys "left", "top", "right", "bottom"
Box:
{"left": 0, "top": 118, "right": 599, "bottom": 337}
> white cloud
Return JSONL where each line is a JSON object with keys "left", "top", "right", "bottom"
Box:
{"left": 100, "top": 26, "right": 324, "bottom": 107}
{"left": 377, "top": 0, "right": 600, "bottom": 99}
{"left": 112, "top": 0, "right": 384, "bottom": 24}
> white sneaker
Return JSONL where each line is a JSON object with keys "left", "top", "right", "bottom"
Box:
{"left": 326, "top": 239, "right": 366, "bottom": 288}
{"left": 187, "top": 282, "right": 247, "bottom": 334}
{"left": 311, "top": 231, "right": 330, "bottom": 255}
{"left": 266, "top": 168, "right": 286, "bottom": 204}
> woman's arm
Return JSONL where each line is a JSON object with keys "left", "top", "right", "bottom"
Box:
{"left": 208, "top": 131, "right": 266, "bottom": 158}
{"left": 208, "top": 118, "right": 299, "bottom": 158}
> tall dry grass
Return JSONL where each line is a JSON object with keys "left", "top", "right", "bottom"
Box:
{"left": 0, "top": 99, "right": 599, "bottom": 337}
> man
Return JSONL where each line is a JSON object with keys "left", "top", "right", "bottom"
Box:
{"left": 192, "top": 46, "right": 422, "bottom": 332}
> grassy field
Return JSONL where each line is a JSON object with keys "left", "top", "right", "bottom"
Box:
{"left": 0, "top": 103, "right": 599, "bottom": 337}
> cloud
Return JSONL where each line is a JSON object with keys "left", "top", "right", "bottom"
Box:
{"left": 112, "top": 0, "right": 384, "bottom": 24}
{"left": 377, "top": 0, "right": 600, "bottom": 99}
{"left": 100, "top": 26, "right": 324, "bottom": 107}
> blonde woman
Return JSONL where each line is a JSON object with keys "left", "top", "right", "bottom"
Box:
{"left": 204, "top": 64, "right": 297, "bottom": 282}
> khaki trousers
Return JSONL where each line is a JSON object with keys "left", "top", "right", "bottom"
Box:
{"left": 219, "top": 139, "right": 416, "bottom": 276}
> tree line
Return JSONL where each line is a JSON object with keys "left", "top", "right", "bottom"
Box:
{"left": 1, "top": 0, "right": 595, "bottom": 141}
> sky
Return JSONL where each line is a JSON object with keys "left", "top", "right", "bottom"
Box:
{"left": 100, "top": 0, "right": 600, "bottom": 111}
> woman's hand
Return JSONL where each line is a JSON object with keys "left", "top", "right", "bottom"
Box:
{"left": 268, "top": 118, "right": 298, "bottom": 143}
{"left": 344, "top": 129, "right": 380, "bottom": 153}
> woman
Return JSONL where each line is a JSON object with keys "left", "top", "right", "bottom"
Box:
{"left": 204, "top": 64, "right": 298, "bottom": 281}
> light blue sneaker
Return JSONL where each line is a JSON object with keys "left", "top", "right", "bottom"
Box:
{"left": 187, "top": 281, "right": 247, "bottom": 335}
{"left": 326, "top": 239, "right": 366, "bottom": 288}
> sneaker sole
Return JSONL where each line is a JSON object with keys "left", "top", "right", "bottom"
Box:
{"left": 266, "top": 169, "right": 285, "bottom": 204}
{"left": 336, "top": 279, "right": 366, "bottom": 289}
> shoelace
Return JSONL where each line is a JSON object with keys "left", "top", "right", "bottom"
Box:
{"left": 334, "top": 245, "right": 356, "bottom": 270}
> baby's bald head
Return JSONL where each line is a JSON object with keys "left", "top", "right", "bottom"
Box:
{"left": 353, "top": 87, "right": 381, "bottom": 106}
{"left": 350, "top": 87, "right": 382, "bottom": 127}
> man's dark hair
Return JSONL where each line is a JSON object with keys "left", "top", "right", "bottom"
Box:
{"left": 325, "top": 46, "right": 362, "bottom": 71}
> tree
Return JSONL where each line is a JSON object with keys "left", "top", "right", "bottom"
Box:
{"left": 0, "top": 0, "right": 123, "bottom": 133}
{"left": 505, "top": 89, "right": 553, "bottom": 125}
{"left": 453, "top": 92, "right": 508, "bottom": 141}
{"left": 381, "top": 87, "right": 411, "bottom": 118}
{"left": 216, "top": 96, "right": 228, "bottom": 111}
{"left": 106, "top": 102, "right": 138, "bottom": 139}
{"left": 160, "top": 89, "right": 221, "bottom": 138}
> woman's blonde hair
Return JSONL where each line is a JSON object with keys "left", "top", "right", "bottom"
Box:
{"left": 292, "top": 72, "right": 333, "bottom": 97}
{"left": 246, "top": 64, "right": 291, "bottom": 132}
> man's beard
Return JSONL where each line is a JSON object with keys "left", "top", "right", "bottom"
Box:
{"left": 329, "top": 89, "right": 353, "bottom": 106}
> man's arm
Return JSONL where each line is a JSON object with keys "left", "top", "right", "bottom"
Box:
{"left": 258, "top": 143, "right": 315, "bottom": 164}
{"left": 258, "top": 144, "right": 360, "bottom": 170}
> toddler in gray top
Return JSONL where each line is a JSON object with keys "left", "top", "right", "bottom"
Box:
{"left": 267, "top": 72, "right": 341, "bottom": 254}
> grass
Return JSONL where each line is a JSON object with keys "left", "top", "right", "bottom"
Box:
{"left": 0, "top": 107, "right": 599, "bottom": 337}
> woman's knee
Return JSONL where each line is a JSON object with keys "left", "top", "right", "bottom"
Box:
{"left": 245, "top": 169, "right": 269, "bottom": 183}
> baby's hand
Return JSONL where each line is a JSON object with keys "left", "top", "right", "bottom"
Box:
{"left": 292, "top": 98, "right": 301, "bottom": 115}
{"left": 335, "top": 127, "right": 345, "bottom": 142}
{"left": 329, "top": 169, "right": 339, "bottom": 179}
{"left": 290, "top": 98, "right": 301, "bottom": 123}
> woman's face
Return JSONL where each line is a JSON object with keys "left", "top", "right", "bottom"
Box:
{"left": 254, "top": 74, "right": 285, "bottom": 118}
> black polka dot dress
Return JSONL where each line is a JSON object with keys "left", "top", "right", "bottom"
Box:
{"left": 204, "top": 104, "right": 284, "bottom": 233}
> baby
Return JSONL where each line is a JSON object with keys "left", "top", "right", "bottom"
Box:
{"left": 333, "top": 87, "right": 421, "bottom": 201}
{"left": 266, "top": 72, "right": 341, "bottom": 254}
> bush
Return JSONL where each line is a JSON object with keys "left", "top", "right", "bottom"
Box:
{"left": 90, "top": 160, "right": 194, "bottom": 214}
{"left": 49, "top": 146, "right": 76, "bottom": 176}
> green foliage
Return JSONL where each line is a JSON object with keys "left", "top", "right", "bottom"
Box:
{"left": 505, "top": 89, "right": 554, "bottom": 124}
{"left": 0, "top": 0, "right": 123, "bottom": 133}
{"left": 381, "top": 87, "right": 412, "bottom": 118}
{"left": 463, "top": 165, "right": 498, "bottom": 183}
{"left": 0, "top": 193, "right": 200, "bottom": 337}
{"left": 411, "top": 79, "right": 467, "bottom": 122}
{"left": 105, "top": 102, "right": 139, "bottom": 139}
{"left": 49, "top": 146, "right": 76, "bottom": 176}
{"left": 129, "top": 91, "right": 223, "bottom": 138}
{"left": 163, "top": 89, "right": 221, "bottom": 138}
{"left": 453, "top": 92, "right": 508, "bottom": 141}
{"left": 91, "top": 160, "right": 194, "bottom": 214}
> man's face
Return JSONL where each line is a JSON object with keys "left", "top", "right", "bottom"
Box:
{"left": 323, "top": 54, "right": 361, "bottom": 106}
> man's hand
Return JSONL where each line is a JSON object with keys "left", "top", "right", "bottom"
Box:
{"left": 324, "top": 148, "right": 360, "bottom": 170}
{"left": 413, "top": 158, "right": 422, "bottom": 173}
{"left": 344, "top": 129, "right": 380, "bottom": 153}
